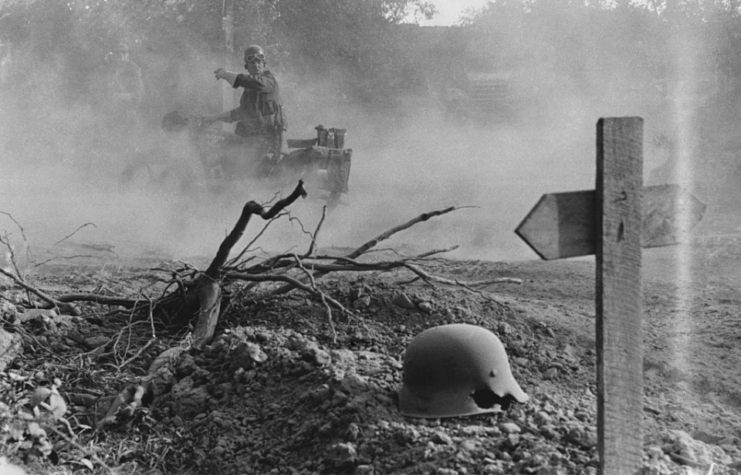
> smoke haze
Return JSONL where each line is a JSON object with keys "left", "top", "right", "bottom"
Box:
{"left": 0, "top": 2, "right": 734, "bottom": 266}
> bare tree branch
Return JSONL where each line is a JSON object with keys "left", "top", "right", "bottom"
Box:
{"left": 265, "top": 206, "right": 465, "bottom": 297}
{"left": 52, "top": 222, "right": 97, "bottom": 247}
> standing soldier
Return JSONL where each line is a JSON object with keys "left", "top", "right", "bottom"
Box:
{"left": 203, "top": 45, "right": 287, "bottom": 178}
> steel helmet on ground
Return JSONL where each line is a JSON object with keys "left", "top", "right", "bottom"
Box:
{"left": 398, "top": 323, "right": 529, "bottom": 418}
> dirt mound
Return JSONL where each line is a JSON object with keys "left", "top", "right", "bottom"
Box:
{"left": 1, "top": 260, "right": 740, "bottom": 475}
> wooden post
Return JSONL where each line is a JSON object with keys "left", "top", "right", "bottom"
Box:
{"left": 595, "top": 117, "right": 644, "bottom": 474}
{"left": 516, "top": 116, "right": 704, "bottom": 473}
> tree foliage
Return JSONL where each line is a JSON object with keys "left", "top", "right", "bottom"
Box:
{"left": 2, "top": 0, "right": 741, "bottom": 123}
{"left": 0, "top": 0, "right": 437, "bottom": 115}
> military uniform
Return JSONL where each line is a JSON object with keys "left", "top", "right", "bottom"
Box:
{"left": 229, "top": 70, "right": 285, "bottom": 156}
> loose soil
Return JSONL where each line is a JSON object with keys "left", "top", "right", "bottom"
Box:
{"left": 2, "top": 210, "right": 741, "bottom": 475}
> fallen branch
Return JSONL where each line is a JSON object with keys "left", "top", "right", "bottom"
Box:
{"left": 54, "top": 293, "right": 144, "bottom": 308}
{"left": 205, "top": 181, "right": 308, "bottom": 278}
{"left": 180, "top": 180, "right": 307, "bottom": 349}
{"left": 0, "top": 267, "right": 81, "bottom": 315}
{"left": 265, "top": 206, "right": 464, "bottom": 297}
{"left": 402, "top": 263, "right": 518, "bottom": 303}
{"left": 402, "top": 265, "right": 523, "bottom": 287}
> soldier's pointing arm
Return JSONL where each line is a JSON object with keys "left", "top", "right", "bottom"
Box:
{"left": 233, "top": 73, "right": 276, "bottom": 93}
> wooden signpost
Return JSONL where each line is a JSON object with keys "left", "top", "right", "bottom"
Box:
{"left": 515, "top": 117, "right": 705, "bottom": 475}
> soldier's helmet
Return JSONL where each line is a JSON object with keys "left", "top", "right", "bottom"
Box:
{"left": 244, "top": 45, "right": 266, "bottom": 63}
{"left": 398, "top": 323, "right": 529, "bottom": 418}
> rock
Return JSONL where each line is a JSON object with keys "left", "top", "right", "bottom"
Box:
{"left": 459, "top": 439, "right": 480, "bottom": 452}
{"left": 645, "top": 445, "right": 664, "bottom": 460}
{"left": 565, "top": 426, "right": 597, "bottom": 449}
{"left": 396, "top": 426, "right": 420, "bottom": 445}
{"left": 0, "top": 458, "right": 27, "bottom": 475}
{"left": 18, "top": 309, "right": 59, "bottom": 334}
{"left": 574, "top": 410, "right": 589, "bottom": 422}
{"left": 498, "top": 322, "right": 513, "bottom": 335}
{"left": 84, "top": 335, "right": 110, "bottom": 349}
{"left": 355, "top": 351, "right": 385, "bottom": 374}
{"left": 500, "top": 422, "right": 521, "bottom": 434}
{"left": 329, "top": 349, "right": 357, "bottom": 379}
{"left": 56, "top": 302, "right": 81, "bottom": 316}
{"left": 285, "top": 335, "right": 311, "bottom": 352}
{"left": 353, "top": 296, "right": 372, "bottom": 309}
{"left": 355, "top": 465, "right": 374, "bottom": 474}
{"left": 417, "top": 301, "right": 433, "bottom": 313}
{"left": 661, "top": 429, "right": 732, "bottom": 466}
{"left": 306, "top": 384, "right": 332, "bottom": 404}
{"left": 148, "top": 368, "right": 174, "bottom": 397}
{"left": 482, "top": 463, "right": 505, "bottom": 474}
{"left": 392, "top": 293, "right": 416, "bottom": 310}
{"left": 176, "top": 354, "right": 199, "bottom": 377}
{"left": 233, "top": 341, "right": 268, "bottom": 370}
{"left": 254, "top": 330, "right": 271, "bottom": 342}
{"left": 512, "top": 357, "right": 529, "bottom": 367}
{"left": 340, "top": 373, "right": 367, "bottom": 394}
{"left": 542, "top": 367, "right": 559, "bottom": 380}
{"left": 534, "top": 411, "right": 553, "bottom": 425}
{"left": 18, "top": 308, "right": 57, "bottom": 322}
{"left": 329, "top": 442, "right": 357, "bottom": 465}
{"left": 460, "top": 425, "right": 487, "bottom": 436}
{"left": 540, "top": 425, "right": 558, "bottom": 440}
{"left": 0, "top": 328, "right": 22, "bottom": 372}
{"left": 171, "top": 376, "right": 209, "bottom": 417}
{"left": 302, "top": 346, "right": 331, "bottom": 366}
{"left": 0, "top": 301, "right": 18, "bottom": 320}
{"left": 691, "top": 430, "right": 726, "bottom": 445}
{"left": 433, "top": 431, "right": 453, "bottom": 445}
{"left": 346, "top": 422, "right": 360, "bottom": 441}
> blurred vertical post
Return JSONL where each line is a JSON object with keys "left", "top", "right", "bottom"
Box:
{"left": 595, "top": 117, "right": 644, "bottom": 475}
{"left": 222, "top": 0, "right": 235, "bottom": 133}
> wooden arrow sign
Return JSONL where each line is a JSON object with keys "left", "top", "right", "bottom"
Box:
{"left": 515, "top": 183, "right": 706, "bottom": 260}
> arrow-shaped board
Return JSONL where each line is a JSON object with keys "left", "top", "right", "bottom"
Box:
{"left": 515, "top": 183, "right": 706, "bottom": 260}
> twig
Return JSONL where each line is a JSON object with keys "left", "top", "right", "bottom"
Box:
{"left": 267, "top": 206, "right": 464, "bottom": 296}
{"left": 292, "top": 254, "right": 338, "bottom": 342}
{"left": 226, "top": 216, "right": 280, "bottom": 268}
{"left": 0, "top": 267, "right": 58, "bottom": 307}
{"left": 402, "top": 265, "right": 522, "bottom": 286}
{"left": 33, "top": 254, "right": 105, "bottom": 267}
{"left": 54, "top": 293, "right": 143, "bottom": 308}
{"left": 226, "top": 271, "right": 351, "bottom": 313}
{"left": 206, "top": 180, "right": 307, "bottom": 278}
{"left": 32, "top": 419, "right": 115, "bottom": 474}
{"left": 403, "top": 263, "right": 509, "bottom": 303}
{"left": 0, "top": 210, "right": 28, "bottom": 242}
{"left": 52, "top": 222, "right": 97, "bottom": 247}
{"left": 306, "top": 206, "right": 327, "bottom": 257}
{"left": 116, "top": 337, "right": 156, "bottom": 371}
{"left": 0, "top": 231, "right": 25, "bottom": 277}
{"left": 144, "top": 294, "right": 156, "bottom": 338}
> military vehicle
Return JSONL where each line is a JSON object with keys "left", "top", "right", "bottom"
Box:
{"left": 121, "top": 111, "right": 352, "bottom": 208}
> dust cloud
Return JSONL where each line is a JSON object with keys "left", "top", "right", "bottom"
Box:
{"left": 0, "top": 5, "right": 731, "bottom": 266}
